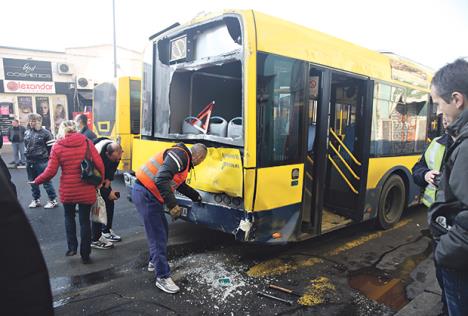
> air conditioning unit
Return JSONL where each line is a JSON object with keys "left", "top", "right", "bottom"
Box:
{"left": 76, "top": 77, "right": 94, "bottom": 90}
{"left": 57, "top": 63, "right": 73, "bottom": 75}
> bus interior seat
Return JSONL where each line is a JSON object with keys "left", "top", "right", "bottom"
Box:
{"left": 208, "top": 116, "right": 227, "bottom": 137}
{"left": 227, "top": 117, "right": 243, "bottom": 139}
{"left": 182, "top": 116, "right": 203, "bottom": 134}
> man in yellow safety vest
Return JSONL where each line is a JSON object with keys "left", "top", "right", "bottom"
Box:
{"left": 412, "top": 115, "right": 453, "bottom": 207}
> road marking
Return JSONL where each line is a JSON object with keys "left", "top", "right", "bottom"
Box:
{"left": 297, "top": 276, "right": 336, "bottom": 306}
{"left": 247, "top": 257, "right": 322, "bottom": 278}
{"left": 247, "top": 219, "right": 412, "bottom": 278}
{"left": 326, "top": 218, "right": 411, "bottom": 256}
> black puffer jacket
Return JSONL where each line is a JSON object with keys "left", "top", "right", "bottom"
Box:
{"left": 24, "top": 127, "right": 54, "bottom": 162}
{"left": 430, "top": 109, "right": 468, "bottom": 270}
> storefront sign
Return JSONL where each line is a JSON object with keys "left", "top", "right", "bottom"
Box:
{"left": 3, "top": 80, "right": 55, "bottom": 94}
{"left": 3, "top": 58, "right": 53, "bottom": 81}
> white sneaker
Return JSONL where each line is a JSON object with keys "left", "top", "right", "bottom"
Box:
{"left": 91, "top": 236, "right": 114, "bottom": 250}
{"left": 156, "top": 277, "right": 180, "bottom": 294}
{"left": 102, "top": 229, "right": 122, "bottom": 242}
{"left": 29, "top": 199, "right": 41, "bottom": 208}
{"left": 44, "top": 199, "right": 59, "bottom": 209}
{"left": 148, "top": 262, "right": 155, "bottom": 272}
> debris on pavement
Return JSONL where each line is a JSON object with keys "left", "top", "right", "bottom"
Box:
{"left": 257, "top": 291, "right": 294, "bottom": 305}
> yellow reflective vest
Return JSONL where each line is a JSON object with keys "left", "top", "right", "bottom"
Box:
{"left": 421, "top": 137, "right": 446, "bottom": 207}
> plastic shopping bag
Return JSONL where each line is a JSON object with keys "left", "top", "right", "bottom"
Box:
{"left": 91, "top": 190, "right": 107, "bottom": 225}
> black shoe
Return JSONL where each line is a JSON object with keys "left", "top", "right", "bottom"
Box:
{"left": 65, "top": 250, "right": 77, "bottom": 256}
{"left": 81, "top": 257, "right": 92, "bottom": 264}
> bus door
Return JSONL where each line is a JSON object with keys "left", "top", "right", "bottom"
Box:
{"left": 300, "top": 67, "right": 327, "bottom": 234}
{"left": 323, "top": 72, "right": 372, "bottom": 221}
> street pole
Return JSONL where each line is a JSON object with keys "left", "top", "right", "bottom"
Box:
{"left": 112, "top": 0, "right": 117, "bottom": 78}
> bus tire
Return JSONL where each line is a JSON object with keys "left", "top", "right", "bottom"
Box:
{"left": 376, "top": 174, "right": 406, "bottom": 230}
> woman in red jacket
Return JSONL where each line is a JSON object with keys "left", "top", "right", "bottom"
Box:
{"left": 33, "top": 120, "right": 104, "bottom": 264}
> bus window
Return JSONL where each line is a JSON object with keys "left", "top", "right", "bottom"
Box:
{"left": 257, "top": 53, "right": 306, "bottom": 166}
{"left": 93, "top": 83, "right": 117, "bottom": 137}
{"left": 150, "top": 17, "right": 244, "bottom": 146}
{"left": 130, "top": 79, "right": 141, "bottom": 134}
{"left": 370, "top": 83, "right": 429, "bottom": 156}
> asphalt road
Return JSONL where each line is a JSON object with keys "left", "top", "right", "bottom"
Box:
{"left": 2, "top": 146, "right": 438, "bottom": 315}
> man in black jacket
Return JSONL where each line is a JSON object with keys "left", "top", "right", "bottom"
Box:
{"left": 24, "top": 113, "right": 57, "bottom": 209}
{"left": 0, "top": 169, "right": 53, "bottom": 315}
{"left": 91, "top": 138, "right": 123, "bottom": 250}
{"left": 7, "top": 119, "right": 26, "bottom": 167}
{"left": 75, "top": 114, "right": 96, "bottom": 141}
{"left": 0, "top": 134, "right": 16, "bottom": 195}
{"left": 429, "top": 58, "right": 468, "bottom": 316}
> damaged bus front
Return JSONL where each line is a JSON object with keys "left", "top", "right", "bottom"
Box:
{"left": 129, "top": 12, "right": 256, "bottom": 241}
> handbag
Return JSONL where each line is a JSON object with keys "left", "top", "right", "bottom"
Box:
{"left": 81, "top": 140, "right": 102, "bottom": 186}
{"left": 91, "top": 190, "right": 107, "bottom": 225}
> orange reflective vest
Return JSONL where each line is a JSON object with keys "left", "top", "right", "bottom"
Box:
{"left": 136, "top": 147, "right": 190, "bottom": 204}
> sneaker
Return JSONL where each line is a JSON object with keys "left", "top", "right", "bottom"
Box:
{"left": 102, "top": 229, "right": 122, "bottom": 242}
{"left": 44, "top": 199, "right": 59, "bottom": 209}
{"left": 148, "top": 262, "right": 155, "bottom": 272}
{"left": 29, "top": 199, "right": 41, "bottom": 208}
{"left": 91, "top": 236, "right": 114, "bottom": 250}
{"left": 156, "top": 277, "right": 180, "bottom": 294}
{"left": 17, "top": 164, "right": 26, "bottom": 169}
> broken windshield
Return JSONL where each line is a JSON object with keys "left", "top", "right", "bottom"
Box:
{"left": 151, "top": 16, "right": 244, "bottom": 146}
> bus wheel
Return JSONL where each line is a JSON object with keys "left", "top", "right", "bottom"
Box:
{"left": 376, "top": 174, "right": 406, "bottom": 229}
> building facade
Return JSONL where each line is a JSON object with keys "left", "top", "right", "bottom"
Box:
{"left": 0, "top": 45, "right": 142, "bottom": 136}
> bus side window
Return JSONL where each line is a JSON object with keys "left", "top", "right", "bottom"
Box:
{"left": 308, "top": 124, "right": 316, "bottom": 152}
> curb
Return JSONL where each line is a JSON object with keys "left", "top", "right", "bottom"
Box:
{"left": 395, "top": 291, "right": 443, "bottom": 316}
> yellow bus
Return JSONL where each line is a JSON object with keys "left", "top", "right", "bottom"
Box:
{"left": 93, "top": 76, "right": 141, "bottom": 171}
{"left": 127, "top": 10, "right": 437, "bottom": 243}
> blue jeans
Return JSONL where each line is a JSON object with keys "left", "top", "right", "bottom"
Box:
{"left": 27, "top": 160, "right": 56, "bottom": 200}
{"left": 64, "top": 203, "right": 92, "bottom": 259}
{"left": 440, "top": 267, "right": 468, "bottom": 316}
{"left": 132, "top": 183, "right": 170, "bottom": 278}
{"left": 11, "top": 142, "right": 26, "bottom": 164}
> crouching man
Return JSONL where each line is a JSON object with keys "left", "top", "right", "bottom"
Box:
{"left": 132, "top": 143, "right": 207, "bottom": 294}
{"left": 91, "top": 138, "right": 123, "bottom": 250}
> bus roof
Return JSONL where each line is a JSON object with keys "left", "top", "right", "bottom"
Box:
{"left": 252, "top": 11, "right": 432, "bottom": 89}
{"left": 168, "top": 9, "right": 433, "bottom": 90}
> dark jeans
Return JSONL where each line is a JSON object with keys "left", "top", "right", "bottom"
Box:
{"left": 440, "top": 267, "right": 468, "bottom": 316}
{"left": 64, "top": 203, "right": 92, "bottom": 259}
{"left": 434, "top": 257, "right": 448, "bottom": 314}
{"left": 132, "top": 183, "right": 170, "bottom": 278}
{"left": 92, "top": 196, "right": 114, "bottom": 241}
{"left": 27, "top": 160, "right": 56, "bottom": 200}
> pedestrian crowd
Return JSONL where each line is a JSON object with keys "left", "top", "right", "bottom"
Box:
{"left": 0, "top": 111, "right": 207, "bottom": 294}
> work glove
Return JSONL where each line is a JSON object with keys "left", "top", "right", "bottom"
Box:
{"left": 169, "top": 205, "right": 182, "bottom": 220}
{"left": 192, "top": 194, "right": 202, "bottom": 206}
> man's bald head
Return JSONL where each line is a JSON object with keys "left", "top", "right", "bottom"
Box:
{"left": 106, "top": 142, "right": 123, "bottom": 162}
{"left": 191, "top": 143, "right": 207, "bottom": 166}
